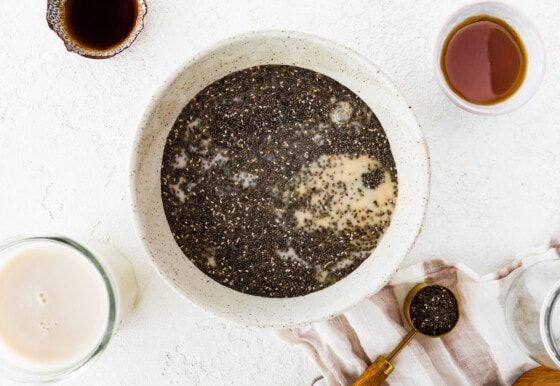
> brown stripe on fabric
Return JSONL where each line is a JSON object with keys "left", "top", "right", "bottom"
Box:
{"left": 369, "top": 284, "right": 403, "bottom": 327}
{"left": 422, "top": 259, "right": 456, "bottom": 284}
{"left": 290, "top": 326, "right": 348, "bottom": 385}
{"left": 423, "top": 260, "right": 506, "bottom": 386}
{"left": 549, "top": 238, "right": 560, "bottom": 257}
{"left": 497, "top": 261, "right": 522, "bottom": 304}
{"left": 370, "top": 284, "right": 445, "bottom": 385}
{"left": 326, "top": 314, "right": 370, "bottom": 366}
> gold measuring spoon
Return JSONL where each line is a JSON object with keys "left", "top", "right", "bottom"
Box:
{"left": 352, "top": 283, "right": 460, "bottom": 386}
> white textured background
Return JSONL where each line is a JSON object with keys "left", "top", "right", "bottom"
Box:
{"left": 1, "top": 0, "right": 559, "bottom": 384}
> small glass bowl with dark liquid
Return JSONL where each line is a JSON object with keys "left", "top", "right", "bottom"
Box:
{"left": 46, "top": 0, "right": 147, "bottom": 59}
{"left": 435, "top": 2, "right": 544, "bottom": 114}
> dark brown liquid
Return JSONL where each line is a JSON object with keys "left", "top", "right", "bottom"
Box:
{"left": 441, "top": 16, "right": 527, "bottom": 105}
{"left": 64, "top": 0, "right": 138, "bottom": 50}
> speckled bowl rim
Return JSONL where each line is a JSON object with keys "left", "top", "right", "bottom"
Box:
{"left": 130, "top": 30, "right": 430, "bottom": 328}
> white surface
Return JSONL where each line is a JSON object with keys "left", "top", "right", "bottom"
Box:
{"left": 1, "top": 0, "right": 559, "bottom": 384}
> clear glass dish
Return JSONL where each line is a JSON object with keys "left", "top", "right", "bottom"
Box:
{"left": 505, "top": 259, "right": 560, "bottom": 369}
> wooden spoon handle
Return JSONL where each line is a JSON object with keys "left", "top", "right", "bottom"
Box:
{"left": 352, "top": 356, "right": 394, "bottom": 386}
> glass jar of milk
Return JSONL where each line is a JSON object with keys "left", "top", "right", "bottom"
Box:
{"left": 0, "top": 235, "right": 138, "bottom": 383}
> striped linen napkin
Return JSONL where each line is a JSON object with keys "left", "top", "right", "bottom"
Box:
{"left": 278, "top": 239, "right": 560, "bottom": 386}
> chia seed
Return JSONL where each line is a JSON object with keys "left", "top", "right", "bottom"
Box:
{"left": 409, "top": 285, "right": 459, "bottom": 336}
{"left": 160, "top": 65, "right": 398, "bottom": 297}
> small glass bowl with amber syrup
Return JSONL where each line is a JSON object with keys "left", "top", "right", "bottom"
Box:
{"left": 435, "top": 2, "right": 545, "bottom": 115}
{"left": 46, "top": 0, "right": 147, "bottom": 59}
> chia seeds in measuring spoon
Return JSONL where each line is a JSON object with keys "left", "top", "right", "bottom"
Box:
{"left": 160, "top": 65, "right": 398, "bottom": 298}
{"left": 410, "top": 285, "right": 459, "bottom": 336}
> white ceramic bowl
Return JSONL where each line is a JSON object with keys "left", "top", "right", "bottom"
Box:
{"left": 130, "top": 31, "right": 430, "bottom": 328}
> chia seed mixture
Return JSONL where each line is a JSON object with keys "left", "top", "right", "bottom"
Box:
{"left": 161, "top": 64, "right": 398, "bottom": 297}
{"left": 409, "top": 285, "right": 459, "bottom": 336}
